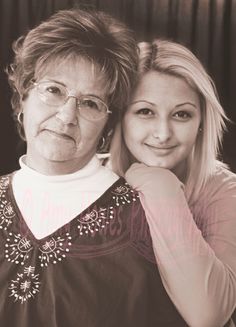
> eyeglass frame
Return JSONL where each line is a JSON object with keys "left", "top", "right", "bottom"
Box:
{"left": 32, "top": 80, "right": 112, "bottom": 120}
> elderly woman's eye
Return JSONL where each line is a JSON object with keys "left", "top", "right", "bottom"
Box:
{"left": 82, "top": 99, "right": 100, "bottom": 111}
{"left": 46, "top": 85, "right": 62, "bottom": 95}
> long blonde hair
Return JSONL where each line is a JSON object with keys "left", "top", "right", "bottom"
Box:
{"left": 110, "top": 39, "right": 229, "bottom": 205}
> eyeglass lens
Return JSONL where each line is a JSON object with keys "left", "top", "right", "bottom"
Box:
{"left": 36, "top": 81, "right": 108, "bottom": 120}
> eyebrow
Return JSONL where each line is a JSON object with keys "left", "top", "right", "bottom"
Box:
{"left": 130, "top": 100, "right": 197, "bottom": 109}
{"left": 42, "top": 79, "right": 106, "bottom": 102}
{"left": 130, "top": 100, "right": 155, "bottom": 106}
{"left": 175, "top": 102, "right": 197, "bottom": 108}
{"left": 43, "top": 79, "right": 65, "bottom": 87}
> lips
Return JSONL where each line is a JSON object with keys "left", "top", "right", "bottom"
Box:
{"left": 145, "top": 143, "right": 176, "bottom": 150}
{"left": 145, "top": 143, "right": 176, "bottom": 155}
{"left": 43, "top": 129, "right": 74, "bottom": 141}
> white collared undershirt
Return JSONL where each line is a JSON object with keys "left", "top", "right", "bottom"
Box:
{"left": 12, "top": 155, "right": 118, "bottom": 240}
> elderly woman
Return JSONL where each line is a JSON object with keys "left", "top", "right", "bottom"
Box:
{"left": 0, "top": 9, "right": 191, "bottom": 327}
{"left": 111, "top": 39, "right": 236, "bottom": 327}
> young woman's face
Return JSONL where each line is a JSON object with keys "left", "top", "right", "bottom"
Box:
{"left": 123, "top": 71, "right": 201, "bottom": 179}
{"left": 22, "top": 58, "right": 110, "bottom": 174}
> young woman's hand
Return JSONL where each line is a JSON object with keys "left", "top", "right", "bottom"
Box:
{"left": 125, "top": 163, "right": 184, "bottom": 199}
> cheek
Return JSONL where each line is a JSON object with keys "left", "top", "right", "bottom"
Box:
{"left": 180, "top": 124, "right": 200, "bottom": 149}
{"left": 123, "top": 125, "right": 138, "bottom": 148}
{"left": 22, "top": 104, "right": 35, "bottom": 138}
{"left": 81, "top": 119, "right": 107, "bottom": 142}
{"left": 123, "top": 116, "right": 144, "bottom": 146}
{"left": 22, "top": 95, "right": 46, "bottom": 136}
{"left": 178, "top": 118, "right": 200, "bottom": 139}
{"left": 23, "top": 109, "right": 44, "bottom": 139}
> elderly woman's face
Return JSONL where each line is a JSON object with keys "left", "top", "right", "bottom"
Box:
{"left": 123, "top": 71, "right": 201, "bottom": 180}
{"left": 21, "top": 58, "right": 110, "bottom": 174}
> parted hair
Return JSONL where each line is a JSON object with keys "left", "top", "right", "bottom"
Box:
{"left": 7, "top": 8, "right": 138, "bottom": 137}
{"left": 110, "top": 39, "right": 229, "bottom": 205}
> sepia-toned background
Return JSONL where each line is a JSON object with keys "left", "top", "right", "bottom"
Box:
{"left": 0, "top": 0, "right": 236, "bottom": 175}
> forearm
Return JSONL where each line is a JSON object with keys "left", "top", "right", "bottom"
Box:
{"left": 140, "top": 191, "right": 236, "bottom": 327}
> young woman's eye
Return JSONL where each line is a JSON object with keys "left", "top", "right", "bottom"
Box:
{"left": 136, "top": 108, "right": 154, "bottom": 116}
{"left": 173, "top": 111, "right": 192, "bottom": 120}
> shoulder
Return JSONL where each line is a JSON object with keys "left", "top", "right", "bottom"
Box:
{"left": 191, "top": 166, "right": 236, "bottom": 225}
{"left": 197, "top": 166, "right": 236, "bottom": 209}
{"left": 99, "top": 164, "right": 119, "bottom": 181}
{"left": 111, "top": 178, "right": 156, "bottom": 264}
{"left": 108, "top": 177, "right": 141, "bottom": 207}
{"left": 204, "top": 166, "right": 236, "bottom": 197}
{"left": 0, "top": 173, "right": 13, "bottom": 189}
{"left": 193, "top": 166, "right": 236, "bottom": 223}
{"left": 91, "top": 162, "right": 119, "bottom": 193}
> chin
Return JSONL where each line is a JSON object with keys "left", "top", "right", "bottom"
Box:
{"left": 40, "top": 149, "right": 76, "bottom": 162}
{"left": 142, "top": 159, "right": 171, "bottom": 169}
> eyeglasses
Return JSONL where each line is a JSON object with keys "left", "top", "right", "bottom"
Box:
{"left": 33, "top": 80, "right": 111, "bottom": 121}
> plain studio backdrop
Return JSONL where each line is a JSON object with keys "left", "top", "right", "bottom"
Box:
{"left": 0, "top": 0, "right": 236, "bottom": 175}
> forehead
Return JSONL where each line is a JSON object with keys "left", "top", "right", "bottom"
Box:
{"left": 35, "top": 57, "right": 110, "bottom": 97}
{"left": 132, "top": 71, "right": 199, "bottom": 103}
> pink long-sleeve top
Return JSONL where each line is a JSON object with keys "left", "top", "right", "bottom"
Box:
{"left": 126, "top": 164, "right": 236, "bottom": 327}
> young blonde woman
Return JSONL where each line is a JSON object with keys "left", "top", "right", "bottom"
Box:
{"left": 111, "top": 39, "right": 236, "bottom": 327}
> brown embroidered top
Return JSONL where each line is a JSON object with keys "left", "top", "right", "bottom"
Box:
{"left": 0, "top": 174, "right": 188, "bottom": 327}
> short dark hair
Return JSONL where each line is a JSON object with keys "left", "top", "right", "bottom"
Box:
{"left": 7, "top": 8, "right": 138, "bottom": 136}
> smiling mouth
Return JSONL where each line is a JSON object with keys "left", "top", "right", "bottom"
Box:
{"left": 145, "top": 144, "right": 176, "bottom": 154}
{"left": 146, "top": 144, "right": 176, "bottom": 150}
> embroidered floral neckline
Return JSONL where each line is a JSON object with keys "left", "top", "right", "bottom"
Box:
{"left": 0, "top": 174, "right": 139, "bottom": 304}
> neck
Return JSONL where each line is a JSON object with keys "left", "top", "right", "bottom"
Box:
{"left": 25, "top": 154, "right": 94, "bottom": 176}
{"left": 172, "top": 160, "right": 188, "bottom": 183}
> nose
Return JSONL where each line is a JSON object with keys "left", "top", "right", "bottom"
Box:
{"left": 56, "top": 97, "right": 78, "bottom": 125}
{"left": 152, "top": 119, "right": 172, "bottom": 143}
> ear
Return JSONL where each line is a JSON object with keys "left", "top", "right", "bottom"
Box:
{"left": 97, "top": 129, "right": 114, "bottom": 154}
{"left": 16, "top": 109, "right": 26, "bottom": 141}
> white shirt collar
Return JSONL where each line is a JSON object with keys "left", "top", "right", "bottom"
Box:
{"left": 19, "top": 154, "right": 102, "bottom": 183}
